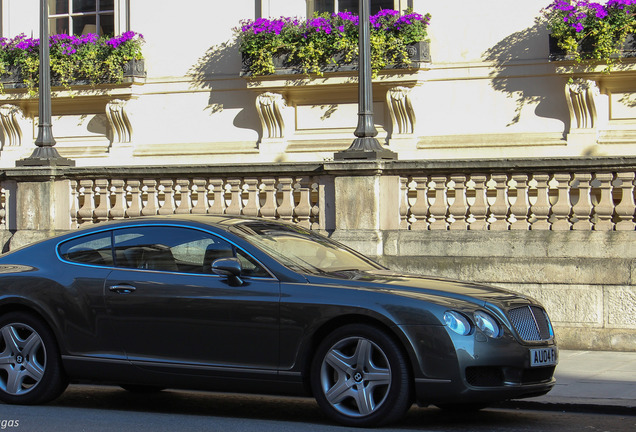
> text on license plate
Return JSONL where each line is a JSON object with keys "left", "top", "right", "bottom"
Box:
{"left": 530, "top": 347, "right": 558, "bottom": 367}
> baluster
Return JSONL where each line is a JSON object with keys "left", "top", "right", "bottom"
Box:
{"left": 489, "top": 174, "right": 510, "bottom": 231}
{"left": 126, "top": 180, "right": 142, "bottom": 218}
{"left": 510, "top": 174, "right": 530, "bottom": 230}
{"left": 158, "top": 179, "right": 176, "bottom": 215}
{"left": 175, "top": 179, "right": 192, "bottom": 214}
{"left": 224, "top": 179, "right": 242, "bottom": 215}
{"left": 429, "top": 176, "right": 448, "bottom": 230}
{"left": 110, "top": 179, "right": 127, "bottom": 220}
{"left": 410, "top": 176, "right": 429, "bottom": 230}
{"left": 310, "top": 180, "right": 320, "bottom": 230}
{"left": 593, "top": 173, "right": 614, "bottom": 231}
{"left": 78, "top": 180, "right": 95, "bottom": 224}
{"left": 551, "top": 173, "right": 572, "bottom": 230}
{"left": 260, "top": 178, "right": 277, "bottom": 219}
{"left": 192, "top": 179, "right": 209, "bottom": 214}
{"left": 141, "top": 179, "right": 159, "bottom": 216}
{"left": 399, "top": 177, "right": 410, "bottom": 229}
{"left": 531, "top": 173, "right": 551, "bottom": 230}
{"left": 93, "top": 179, "right": 110, "bottom": 223}
{"left": 295, "top": 177, "right": 312, "bottom": 228}
{"left": 0, "top": 188, "right": 5, "bottom": 230}
{"left": 449, "top": 174, "right": 468, "bottom": 230}
{"left": 615, "top": 172, "right": 635, "bottom": 231}
{"left": 69, "top": 180, "right": 79, "bottom": 228}
{"left": 242, "top": 178, "right": 261, "bottom": 217}
{"left": 278, "top": 177, "right": 295, "bottom": 222}
{"left": 208, "top": 179, "right": 226, "bottom": 215}
{"left": 469, "top": 174, "right": 489, "bottom": 230}
{"left": 572, "top": 173, "right": 593, "bottom": 230}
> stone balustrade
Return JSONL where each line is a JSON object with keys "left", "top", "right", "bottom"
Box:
{"left": 399, "top": 170, "right": 636, "bottom": 231}
{"left": 70, "top": 175, "right": 324, "bottom": 231}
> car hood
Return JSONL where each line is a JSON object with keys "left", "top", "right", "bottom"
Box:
{"left": 305, "top": 269, "right": 531, "bottom": 308}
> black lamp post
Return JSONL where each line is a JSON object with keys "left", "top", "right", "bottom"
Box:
{"left": 334, "top": 0, "right": 397, "bottom": 161}
{"left": 17, "top": 0, "right": 74, "bottom": 167}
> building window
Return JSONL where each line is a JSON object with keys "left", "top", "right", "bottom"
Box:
{"left": 310, "top": 0, "right": 412, "bottom": 15}
{"left": 49, "top": 0, "right": 115, "bottom": 36}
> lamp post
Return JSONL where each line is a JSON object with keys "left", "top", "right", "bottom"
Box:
{"left": 334, "top": 0, "right": 397, "bottom": 161}
{"left": 16, "top": 0, "right": 74, "bottom": 167}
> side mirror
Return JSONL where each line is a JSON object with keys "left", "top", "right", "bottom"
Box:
{"left": 211, "top": 257, "right": 243, "bottom": 285}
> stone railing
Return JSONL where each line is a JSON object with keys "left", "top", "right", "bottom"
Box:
{"left": 398, "top": 171, "right": 636, "bottom": 231}
{"left": 67, "top": 166, "right": 330, "bottom": 231}
{"left": 392, "top": 159, "right": 636, "bottom": 232}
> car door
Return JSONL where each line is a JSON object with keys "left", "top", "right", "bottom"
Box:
{"left": 103, "top": 225, "right": 280, "bottom": 374}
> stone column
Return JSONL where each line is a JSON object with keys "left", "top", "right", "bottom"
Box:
{"left": 5, "top": 168, "right": 71, "bottom": 249}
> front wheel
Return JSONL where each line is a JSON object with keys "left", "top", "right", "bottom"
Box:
{"left": 0, "top": 312, "right": 68, "bottom": 404}
{"left": 310, "top": 324, "right": 412, "bottom": 427}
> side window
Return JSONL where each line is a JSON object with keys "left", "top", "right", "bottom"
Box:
{"left": 59, "top": 231, "right": 113, "bottom": 266}
{"left": 112, "top": 226, "right": 270, "bottom": 277}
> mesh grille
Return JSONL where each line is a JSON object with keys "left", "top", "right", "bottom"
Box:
{"left": 508, "top": 306, "right": 552, "bottom": 342}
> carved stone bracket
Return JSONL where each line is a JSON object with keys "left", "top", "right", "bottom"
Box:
{"left": 566, "top": 78, "right": 599, "bottom": 131}
{"left": 256, "top": 92, "right": 286, "bottom": 139}
{"left": 386, "top": 86, "right": 416, "bottom": 135}
{"left": 106, "top": 99, "right": 133, "bottom": 144}
{"left": 0, "top": 104, "right": 24, "bottom": 148}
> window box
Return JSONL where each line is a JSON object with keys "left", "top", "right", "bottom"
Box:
{"left": 549, "top": 33, "right": 636, "bottom": 61}
{"left": 241, "top": 41, "right": 430, "bottom": 76}
{"left": 0, "top": 59, "right": 145, "bottom": 90}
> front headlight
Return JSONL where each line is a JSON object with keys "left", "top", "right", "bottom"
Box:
{"left": 474, "top": 311, "right": 501, "bottom": 338}
{"left": 444, "top": 311, "right": 471, "bottom": 336}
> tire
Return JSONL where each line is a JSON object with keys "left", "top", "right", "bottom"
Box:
{"left": 0, "top": 312, "right": 68, "bottom": 405}
{"left": 310, "top": 324, "right": 412, "bottom": 427}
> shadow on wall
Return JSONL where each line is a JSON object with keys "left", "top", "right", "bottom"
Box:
{"left": 482, "top": 18, "right": 569, "bottom": 133}
{"left": 187, "top": 39, "right": 257, "bottom": 136}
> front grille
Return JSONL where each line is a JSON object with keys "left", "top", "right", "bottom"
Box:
{"left": 508, "top": 306, "right": 553, "bottom": 341}
{"left": 465, "top": 366, "right": 556, "bottom": 387}
{"left": 466, "top": 366, "right": 504, "bottom": 387}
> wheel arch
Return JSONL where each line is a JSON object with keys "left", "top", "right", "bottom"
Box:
{"left": 299, "top": 314, "right": 417, "bottom": 394}
{"left": 0, "top": 299, "right": 65, "bottom": 351}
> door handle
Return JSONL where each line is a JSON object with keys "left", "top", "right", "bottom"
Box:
{"left": 109, "top": 284, "right": 137, "bottom": 294}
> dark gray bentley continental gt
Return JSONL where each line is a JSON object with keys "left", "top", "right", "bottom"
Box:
{"left": 0, "top": 215, "right": 557, "bottom": 426}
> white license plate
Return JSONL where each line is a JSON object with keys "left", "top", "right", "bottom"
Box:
{"left": 530, "top": 347, "right": 558, "bottom": 367}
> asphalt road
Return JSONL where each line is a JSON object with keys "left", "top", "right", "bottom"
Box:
{"left": 0, "top": 385, "right": 634, "bottom": 432}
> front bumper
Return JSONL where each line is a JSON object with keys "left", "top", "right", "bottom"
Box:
{"left": 399, "top": 324, "right": 558, "bottom": 406}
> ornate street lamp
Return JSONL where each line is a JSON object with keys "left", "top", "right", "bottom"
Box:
{"left": 334, "top": 0, "right": 397, "bottom": 160}
{"left": 17, "top": 0, "right": 74, "bottom": 167}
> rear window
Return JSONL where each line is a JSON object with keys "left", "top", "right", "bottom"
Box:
{"left": 58, "top": 231, "right": 113, "bottom": 266}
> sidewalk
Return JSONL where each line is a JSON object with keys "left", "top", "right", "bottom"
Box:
{"left": 503, "top": 350, "right": 636, "bottom": 414}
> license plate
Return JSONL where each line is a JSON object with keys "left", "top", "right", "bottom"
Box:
{"left": 530, "top": 347, "right": 558, "bottom": 367}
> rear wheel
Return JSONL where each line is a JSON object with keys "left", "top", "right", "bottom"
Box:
{"left": 0, "top": 312, "right": 68, "bottom": 404}
{"left": 310, "top": 324, "right": 412, "bottom": 427}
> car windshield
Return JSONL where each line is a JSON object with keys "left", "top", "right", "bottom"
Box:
{"left": 229, "top": 222, "right": 382, "bottom": 275}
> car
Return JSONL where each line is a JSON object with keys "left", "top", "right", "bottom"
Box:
{"left": 0, "top": 215, "right": 557, "bottom": 427}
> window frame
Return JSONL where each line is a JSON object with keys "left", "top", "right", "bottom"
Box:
{"left": 56, "top": 224, "right": 277, "bottom": 280}
{"left": 306, "top": 0, "right": 413, "bottom": 16}
{"left": 48, "top": 0, "right": 126, "bottom": 36}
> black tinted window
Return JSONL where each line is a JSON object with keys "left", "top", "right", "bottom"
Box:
{"left": 59, "top": 231, "right": 113, "bottom": 266}
{"left": 112, "top": 226, "right": 269, "bottom": 277}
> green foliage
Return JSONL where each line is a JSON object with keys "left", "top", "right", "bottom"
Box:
{"left": 543, "top": 0, "right": 636, "bottom": 67}
{"left": 236, "top": 9, "right": 431, "bottom": 77}
{"left": 0, "top": 32, "right": 144, "bottom": 95}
